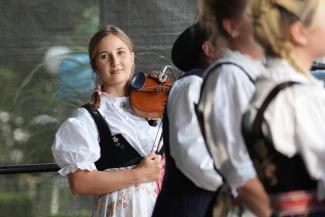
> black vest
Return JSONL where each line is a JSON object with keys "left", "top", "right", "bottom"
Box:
{"left": 82, "top": 104, "right": 143, "bottom": 170}
{"left": 242, "top": 82, "right": 317, "bottom": 193}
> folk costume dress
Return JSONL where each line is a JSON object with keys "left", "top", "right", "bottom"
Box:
{"left": 151, "top": 68, "right": 223, "bottom": 217}
{"left": 52, "top": 92, "right": 163, "bottom": 217}
{"left": 242, "top": 58, "right": 325, "bottom": 216}
{"left": 198, "top": 48, "right": 264, "bottom": 193}
{"left": 196, "top": 49, "right": 265, "bottom": 216}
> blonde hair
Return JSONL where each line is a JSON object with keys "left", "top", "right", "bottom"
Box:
{"left": 89, "top": 25, "right": 134, "bottom": 71}
{"left": 198, "top": 0, "right": 218, "bottom": 42}
{"left": 252, "top": 0, "right": 322, "bottom": 74}
{"left": 198, "top": 0, "right": 249, "bottom": 42}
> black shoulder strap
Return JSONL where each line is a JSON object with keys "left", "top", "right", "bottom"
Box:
{"left": 193, "top": 61, "right": 259, "bottom": 181}
{"left": 195, "top": 61, "right": 255, "bottom": 149}
{"left": 81, "top": 103, "right": 143, "bottom": 170}
{"left": 196, "top": 61, "right": 255, "bottom": 130}
{"left": 82, "top": 103, "right": 112, "bottom": 140}
{"left": 252, "top": 81, "right": 300, "bottom": 139}
{"left": 178, "top": 68, "right": 205, "bottom": 79}
{"left": 202, "top": 61, "right": 255, "bottom": 93}
{"left": 82, "top": 104, "right": 114, "bottom": 171}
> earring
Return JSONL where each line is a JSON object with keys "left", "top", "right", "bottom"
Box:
{"left": 231, "top": 32, "right": 238, "bottom": 38}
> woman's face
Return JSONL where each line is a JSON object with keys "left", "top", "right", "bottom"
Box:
{"left": 93, "top": 34, "right": 134, "bottom": 89}
{"left": 227, "top": 1, "right": 263, "bottom": 58}
{"left": 305, "top": 13, "right": 325, "bottom": 59}
{"left": 234, "top": 2, "right": 254, "bottom": 43}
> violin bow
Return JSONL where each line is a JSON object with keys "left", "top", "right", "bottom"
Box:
{"left": 150, "top": 65, "right": 181, "bottom": 154}
{"left": 151, "top": 119, "right": 163, "bottom": 154}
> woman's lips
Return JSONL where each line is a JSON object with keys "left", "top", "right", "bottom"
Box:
{"left": 111, "top": 69, "right": 123, "bottom": 74}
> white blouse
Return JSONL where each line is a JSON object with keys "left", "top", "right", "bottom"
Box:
{"left": 201, "top": 49, "right": 265, "bottom": 194}
{"left": 167, "top": 74, "right": 223, "bottom": 191}
{"left": 244, "top": 58, "right": 325, "bottom": 200}
{"left": 52, "top": 92, "right": 162, "bottom": 176}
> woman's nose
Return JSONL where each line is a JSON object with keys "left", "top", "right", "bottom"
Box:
{"left": 110, "top": 54, "right": 119, "bottom": 66}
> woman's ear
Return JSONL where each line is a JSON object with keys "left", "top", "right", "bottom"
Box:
{"left": 289, "top": 21, "right": 308, "bottom": 46}
{"left": 222, "top": 18, "right": 239, "bottom": 38}
{"left": 202, "top": 41, "right": 218, "bottom": 63}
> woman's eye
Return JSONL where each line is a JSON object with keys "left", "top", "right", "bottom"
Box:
{"left": 118, "top": 50, "right": 126, "bottom": 55}
{"left": 99, "top": 53, "right": 109, "bottom": 59}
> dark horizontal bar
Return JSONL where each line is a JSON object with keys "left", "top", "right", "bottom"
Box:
{"left": 0, "top": 163, "right": 60, "bottom": 175}
{"left": 311, "top": 62, "right": 325, "bottom": 71}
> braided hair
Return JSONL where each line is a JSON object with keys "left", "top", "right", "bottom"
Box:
{"left": 88, "top": 25, "right": 135, "bottom": 110}
{"left": 252, "top": 0, "right": 321, "bottom": 74}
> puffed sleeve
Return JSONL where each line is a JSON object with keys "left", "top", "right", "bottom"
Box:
{"left": 209, "top": 65, "right": 257, "bottom": 194}
{"left": 52, "top": 108, "right": 100, "bottom": 176}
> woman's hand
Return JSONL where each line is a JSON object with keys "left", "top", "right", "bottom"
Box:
{"left": 134, "top": 153, "right": 162, "bottom": 183}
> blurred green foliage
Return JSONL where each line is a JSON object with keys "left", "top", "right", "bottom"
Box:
{"left": 0, "top": 0, "right": 98, "bottom": 165}
{"left": 0, "top": 0, "right": 98, "bottom": 216}
{"left": 0, "top": 189, "right": 34, "bottom": 217}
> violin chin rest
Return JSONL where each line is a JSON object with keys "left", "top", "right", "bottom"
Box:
{"left": 130, "top": 72, "right": 145, "bottom": 90}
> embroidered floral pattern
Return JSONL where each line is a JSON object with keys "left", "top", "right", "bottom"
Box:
{"left": 107, "top": 202, "right": 116, "bottom": 217}
{"left": 254, "top": 139, "right": 278, "bottom": 186}
{"left": 92, "top": 166, "right": 158, "bottom": 217}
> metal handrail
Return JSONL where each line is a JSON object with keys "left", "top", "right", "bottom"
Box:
{"left": 0, "top": 163, "right": 59, "bottom": 175}
{"left": 312, "top": 62, "right": 325, "bottom": 71}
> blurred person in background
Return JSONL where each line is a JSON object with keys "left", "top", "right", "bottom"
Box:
{"left": 196, "top": 0, "right": 271, "bottom": 216}
{"left": 242, "top": 0, "right": 325, "bottom": 216}
{"left": 151, "top": 22, "right": 224, "bottom": 217}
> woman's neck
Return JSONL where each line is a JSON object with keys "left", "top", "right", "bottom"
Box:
{"left": 102, "top": 83, "right": 129, "bottom": 97}
{"left": 228, "top": 38, "right": 264, "bottom": 60}
{"left": 294, "top": 47, "right": 314, "bottom": 75}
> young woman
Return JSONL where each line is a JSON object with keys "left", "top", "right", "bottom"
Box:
{"left": 196, "top": 0, "right": 272, "bottom": 216}
{"left": 52, "top": 25, "right": 163, "bottom": 217}
{"left": 151, "top": 22, "right": 223, "bottom": 217}
{"left": 242, "top": 0, "right": 325, "bottom": 216}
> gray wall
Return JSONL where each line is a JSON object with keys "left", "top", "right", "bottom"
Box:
{"left": 100, "top": 0, "right": 197, "bottom": 72}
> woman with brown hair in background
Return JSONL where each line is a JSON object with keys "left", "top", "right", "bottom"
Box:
{"left": 196, "top": 0, "right": 272, "bottom": 216}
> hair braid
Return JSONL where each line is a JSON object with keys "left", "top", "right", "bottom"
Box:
{"left": 252, "top": 0, "right": 319, "bottom": 75}
{"left": 90, "top": 85, "right": 101, "bottom": 111}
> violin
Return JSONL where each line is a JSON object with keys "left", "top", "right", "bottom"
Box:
{"left": 129, "top": 67, "right": 173, "bottom": 123}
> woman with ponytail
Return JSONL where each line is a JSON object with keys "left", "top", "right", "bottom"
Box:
{"left": 195, "top": 0, "right": 273, "bottom": 216}
{"left": 52, "top": 25, "right": 163, "bottom": 217}
{"left": 242, "top": 0, "right": 325, "bottom": 216}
